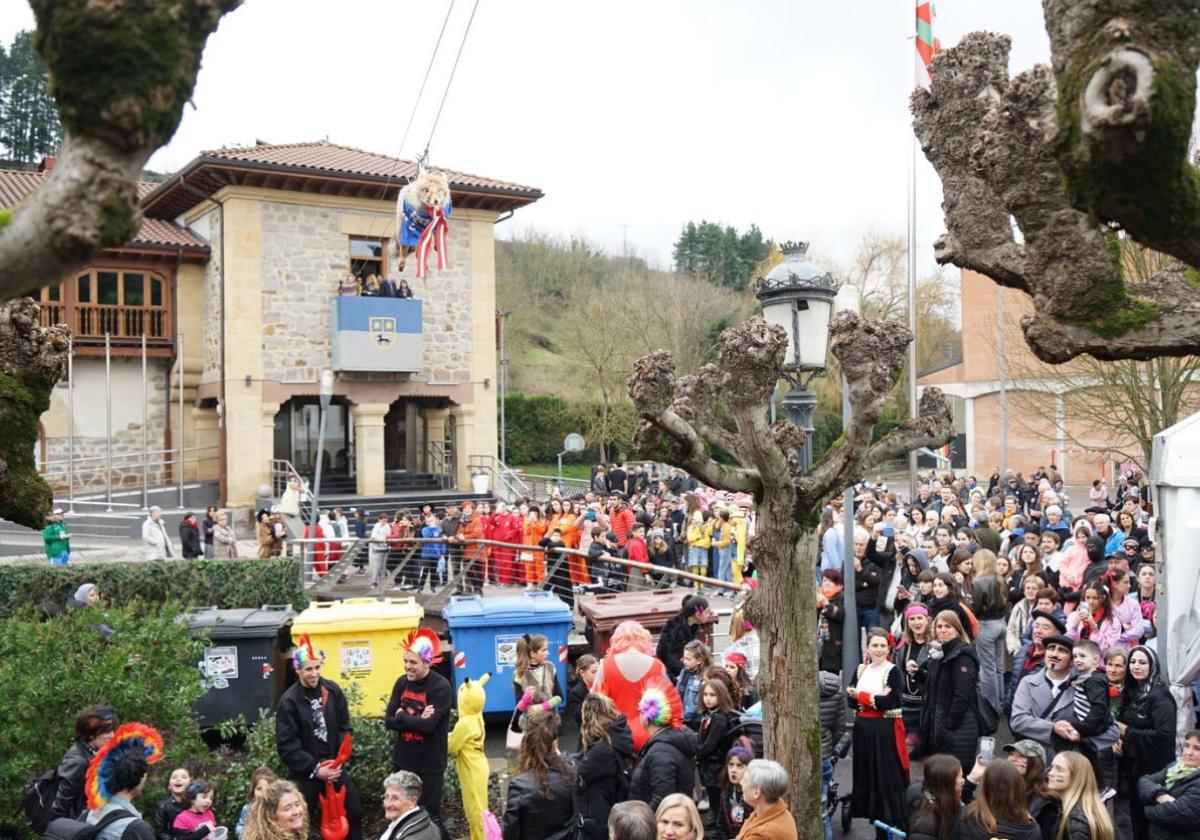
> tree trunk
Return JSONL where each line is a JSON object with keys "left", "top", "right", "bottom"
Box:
{"left": 749, "top": 486, "right": 823, "bottom": 838}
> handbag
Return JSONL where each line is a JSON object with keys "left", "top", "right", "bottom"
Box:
{"left": 506, "top": 708, "right": 523, "bottom": 752}
{"left": 975, "top": 688, "right": 1000, "bottom": 736}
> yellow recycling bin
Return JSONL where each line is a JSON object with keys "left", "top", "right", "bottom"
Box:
{"left": 291, "top": 597, "right": 424, "bottom": 716}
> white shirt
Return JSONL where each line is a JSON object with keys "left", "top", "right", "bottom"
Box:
{"left": 379, "top": 807, "right": 420, "bottom": 840}
{"left": 857, "top": 661, "right": 892, "bottom": 696}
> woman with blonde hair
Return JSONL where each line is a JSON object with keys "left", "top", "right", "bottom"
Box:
{"left": 970, "top": 549, "right": 1009, "bottom": 713}
{"left": 1044, "top": 751, "right": 1114, "bottom": 840}
{"left": 654, "top": 793, "right": 703, "bottom": 840}
{"left": 723, "top": 609, "right": 760, "bottom": 680}
{"left": 575, "top": 693, "right": 634, "bottom": 840}
{"left": 241, "top": 781, "right": 307, "bottom": 840}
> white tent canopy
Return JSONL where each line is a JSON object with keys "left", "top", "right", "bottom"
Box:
{"left": 1150, "top": 410, "right": 1200, "bottom": 742}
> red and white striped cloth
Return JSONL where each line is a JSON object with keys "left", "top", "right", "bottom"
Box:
{"left": 415, "top": 205, "right": 449, "bottom": 279}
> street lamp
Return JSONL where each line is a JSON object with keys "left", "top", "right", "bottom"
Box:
{"left": 311, "top": 369, "right": 335, "bottom": 529}
{"left": 755, "top": 241, "right": 840, "bottom": 471}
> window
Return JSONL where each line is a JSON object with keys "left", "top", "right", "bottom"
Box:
{"left": 124, "top": 273, "right": 144, "bottom": 306}
{"left": 349, "top": 236, "right": 387, "bottom": 279}
{"left": 97, "top": 272, "right": 119, "bottom": 305}
{"left": 77, "top": 274, "right": 91, "bottom": 303}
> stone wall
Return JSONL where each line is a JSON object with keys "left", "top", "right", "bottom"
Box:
{"left": 44, "top": 358, "right": 172, "bottom": 491}
{"left": 258, "top": 199, "right": 474, "bottom": 384}
{"left": 201, "top": 206, "right": 223, "bottom": 385}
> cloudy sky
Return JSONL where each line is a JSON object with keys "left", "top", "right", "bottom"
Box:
{"left": 5, "top": 1, "right": 1052, "bottom": 274}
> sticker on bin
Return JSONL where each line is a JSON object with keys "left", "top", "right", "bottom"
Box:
{"left": 558, "top": 645, "right": 568, "bottom": 663}
{"left": 341, "top": 641, "right": 372, "bottom": 672}
{"left": 496, "top": 634, "right": 522, "bottom": 670}
{"left": 454, "top": 651, "right": 466, "bottom": 669}
{"left": 204, "top": 646, "right": 238, "bottom": 682}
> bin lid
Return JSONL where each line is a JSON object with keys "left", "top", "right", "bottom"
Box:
{"left": 442, "top": 591, "right": 572, "bottom": 628}
{"left": 293, "top": 597, "right": 424, "bottom": 634}
{"left": 186, "top": 604, "right": 297, "bottom": 639}
{"left": 577, "top": 589, "right": 690, "bottom": 625}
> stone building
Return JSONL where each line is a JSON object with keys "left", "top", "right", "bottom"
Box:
{"left": 3, "top": 142, "right": 542, "bottom": 505}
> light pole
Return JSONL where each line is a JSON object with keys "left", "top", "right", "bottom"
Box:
{"left": 755, "top": 242, "right": 840, "bottom": 470}
{"left": 311, "top": 369, "right": 335, "bottom": 527}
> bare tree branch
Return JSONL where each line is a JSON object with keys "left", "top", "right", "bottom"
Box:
{"left": 914, "top": 29, "right": 1200, "bottom": 363}
{"left": 0, "top": 0, "right": 242, "bottom": 298}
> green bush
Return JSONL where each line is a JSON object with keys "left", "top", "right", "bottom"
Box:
{"left": 0, "top": 602, "right": 210, "bottom": 836}
{"left": 0, "top": 556, "right": 307, "bottom": 619}
{"left": 502, "top": 394, "right": 572, "bottom": 463}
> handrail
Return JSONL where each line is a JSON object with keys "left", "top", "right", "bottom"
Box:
{"left": 288, "top": 534, "right": 741, "bottom": 592}
{"left": 41, "top": 445, "right": 219, "bottom": 469}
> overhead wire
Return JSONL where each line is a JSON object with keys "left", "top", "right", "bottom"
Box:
{"left": 418, "top": 0, "right": 482, "bottom": 165}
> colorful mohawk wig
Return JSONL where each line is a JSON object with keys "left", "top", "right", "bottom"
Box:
{"left": 400, "top": 627, "right": 443, "bottom": 665}
{"left": 292, "top": 633, "right": 326, "bottom": 671}
{"left": 85, "top": 722, "right": 165, "bottom": 810}
{"left": 637, "top": 675, "right": 683, "bottom": 729}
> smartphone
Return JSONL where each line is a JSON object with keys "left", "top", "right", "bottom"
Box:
{"left": 979, "top": 736, "right": 995, "bottom": 764}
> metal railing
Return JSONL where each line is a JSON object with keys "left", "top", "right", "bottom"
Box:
{"left": 41, "top": 445, "right": 219, "bottom": 513}
{"left": 427, "top": 441, "right": 452, "bottom": 489}
{"left": 467, "top": 455, "right": 532, "bottom": 503}
{"left": 269, "top": 459, "right": 315, "bottom": 524}
{"left": 288, "top": 534, "right": 742, "bottom": 604}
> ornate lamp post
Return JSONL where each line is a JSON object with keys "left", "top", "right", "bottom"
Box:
{"left": 755, "top": 241, "right": 840, "bottom": 470}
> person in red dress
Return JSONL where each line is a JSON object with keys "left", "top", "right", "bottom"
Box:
{"left": 489, "top": 501, "right": 523, "bottom": 586}
{"left": 593, "top": 620, "right": 668, "bottom": 751}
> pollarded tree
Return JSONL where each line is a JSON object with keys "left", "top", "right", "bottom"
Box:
{"left": 628, "top": 312, "right": 954, "bottom": 836}
{"left": 0, "top": 0, "right": 240, "bottom": 527}
{"left": 913, "top": 2, "right": 1200, "bottom": 363}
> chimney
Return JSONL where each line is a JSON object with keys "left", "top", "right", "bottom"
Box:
{"left": 37, "top": 156, "right": 56, "bottom": 173}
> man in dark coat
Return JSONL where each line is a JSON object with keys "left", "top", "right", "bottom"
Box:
{"left": 384, "top": 637, "right": 453, "bottom": 840}
{"left": 275, "top": 638, "right": 362, "bottom": 840}
{"left": 629, "top": 721, "right": 698, "bottom": 810}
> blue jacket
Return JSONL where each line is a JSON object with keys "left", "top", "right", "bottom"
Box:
{"left": 420, "top": 524, "right": 446, "bottom": 558}
{"left": 820, "top": 528, "right": 843, "bottom": 573}
{"left": 676, "top": 669, "right": 702, "bottom": 725}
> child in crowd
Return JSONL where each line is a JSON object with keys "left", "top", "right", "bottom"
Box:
{"left": 154, "top": 767, "right": 191, "bottom": 840}
{"left": 722, "top": 652, "right": 758, "bottom": 710}
{"left": 915, "top": 569, "right": 936, "bottom": 602}
{"left": 172, "top": 780, "right": 218, "bottom": 839}
{"left": 234, "top": 767, "right": 277, "bottom": 838}
{"left": 676, "top": 640, "right": 711, "bottom": 728}
{"left": 419, "top": 514, "right": 445, "bottom": 591}
{"left": 719, "top": 738, "right": 755, "bottom": 840}
{"left": 697, "top": 680, "right": 736, "bottom": 819}
{"left": 1064, "top": 639, "right": 1115, "bottom": 797}
{"left": 567, "top": 654, "right": 598, "bottom": 748}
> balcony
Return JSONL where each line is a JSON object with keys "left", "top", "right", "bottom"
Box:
{"left": 37, "top": 269, "right": 174, "bottom": 354}
{"left": 331, "top": 296, "right": 423, "bottom": 372}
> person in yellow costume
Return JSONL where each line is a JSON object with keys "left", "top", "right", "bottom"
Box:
{"left": 731, "top": 506, "right": 749, "bottom": 585}
{"left": 447, "top": 673, "right": 491, "bottom": 840}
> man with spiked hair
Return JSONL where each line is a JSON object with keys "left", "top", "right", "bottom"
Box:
{"left": 275, "top": 635, "right": 362, "bottom": 840}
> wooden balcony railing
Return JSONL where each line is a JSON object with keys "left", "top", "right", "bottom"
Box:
{"left": 38, "top": 302, "right": 171, "bottom": 342}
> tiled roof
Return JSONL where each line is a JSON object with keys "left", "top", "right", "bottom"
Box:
{"left": 0, "top": 169, "right": 208, "bottom": 250}
{"left": 197, "top": 141, "right": 541, "bottom": 195}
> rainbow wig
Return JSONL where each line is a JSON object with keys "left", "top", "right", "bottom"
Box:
{"left": 401, "top": 628, "right": 443, "bottom": 665}
{"left": 637, "top": 675, "right": 683, "bottom": 729}
{"left": 85, "top": 723, "right": 165, "bottom": 810}
{"left": 292, "top": 634, "right": 326, "bottom": 671}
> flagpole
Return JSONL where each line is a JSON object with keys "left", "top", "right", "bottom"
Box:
{"left": 907, "top": 0, "right": 920, "bottom": 501}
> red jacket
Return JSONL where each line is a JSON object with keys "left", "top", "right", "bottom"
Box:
{"left": 610, "top": 506, "right": 636, "bottom": 547}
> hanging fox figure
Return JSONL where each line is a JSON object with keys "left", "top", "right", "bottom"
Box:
{"left": 394, "top": 169, "right": 452, "bottom": 279}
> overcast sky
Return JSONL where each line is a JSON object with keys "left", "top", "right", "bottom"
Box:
{"left": 5, "top": 1, "right": 1053, "bottom": 275}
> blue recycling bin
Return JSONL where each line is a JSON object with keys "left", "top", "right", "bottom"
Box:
{"left": 442, "top": 591, "right": 573, "bottom": 714}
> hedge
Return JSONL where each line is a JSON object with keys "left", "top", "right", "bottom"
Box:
{"left": 0, "top": 556, "right": 307, "bottom": 618}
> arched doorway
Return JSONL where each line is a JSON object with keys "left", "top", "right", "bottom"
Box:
{"left": 273, "top": 397, "right": 354, "bottom": 478}
{"left": 384, "top": 401, "right": 425, "bottom": 471}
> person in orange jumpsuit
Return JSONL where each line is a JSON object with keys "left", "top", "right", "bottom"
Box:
{"left": 459, "top": 501, "right": 486, "bottom": 593}
{"left": 560, "top": 502, "right": 589, "bottom": 586}
{"left": 524, "top": 506, "right": 548, "bottom": 586}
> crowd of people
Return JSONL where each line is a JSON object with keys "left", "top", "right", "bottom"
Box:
{"left": 34, "top": 460, "right": 1198, "bottom": 840}
{"left": 821, "top": 466, "right": 1198, "bottom": 840}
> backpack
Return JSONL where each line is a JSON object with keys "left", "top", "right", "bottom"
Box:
{"left": 22, "top": 768, "right": 59, "bottom": 835}
{"left": 44, "top": 809, "right": 135, "bottom": 840}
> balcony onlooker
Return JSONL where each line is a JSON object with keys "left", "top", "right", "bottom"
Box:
{"left": 338, "top": 273, "right": 360, "bottom": 296}
{"left": 397, "top": 280, "right": 414, "bottom": 299}
{"left": 361, "top": 274, "right": 381, "bottom": 297}
{"left": 379, "top": 275, "right": 397, "bottom": 297}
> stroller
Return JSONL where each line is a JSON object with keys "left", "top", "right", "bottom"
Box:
{"left": 826, "top": 732, "right": 854, "bottom": 835}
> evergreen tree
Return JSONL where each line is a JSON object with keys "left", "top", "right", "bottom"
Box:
{"left": 672, "top": 220, "right": 773, "bottom": 290}
{"left": 0, "top": 31, "right": 62, "bottom": 163}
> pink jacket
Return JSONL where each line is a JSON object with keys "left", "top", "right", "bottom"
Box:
{"left": 1066, "top": 609, "right": 1122, "bottom": 655}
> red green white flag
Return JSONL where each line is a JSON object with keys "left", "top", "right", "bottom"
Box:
{"left": 915, "top": 0, "right": 941, "bottom": 89}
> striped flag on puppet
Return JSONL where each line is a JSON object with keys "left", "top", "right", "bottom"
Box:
{"left": 915, "top": 0, "right": 941, "bottom": 89}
